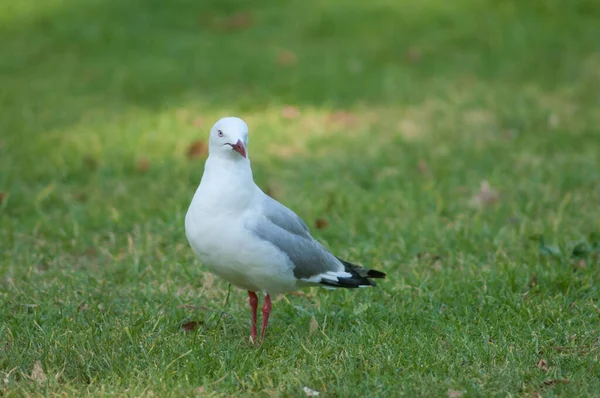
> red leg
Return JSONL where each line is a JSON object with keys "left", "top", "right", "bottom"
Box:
{"left": 260, "top": 293, "right": 272, "bottom": 340}
{"left": 248, "top": 291, "right": 258, "bottom": 343}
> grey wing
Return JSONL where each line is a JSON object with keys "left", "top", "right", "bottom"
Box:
{"left": 254, "top": 195, "right": 342, "bottom": 280}
{"left": 252, "top": 195, "right": 385, "bottom": 288}
{"left": 261, "top": 195, "right": 311, "bottom": 239}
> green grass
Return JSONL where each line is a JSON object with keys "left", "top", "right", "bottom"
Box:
{"left": 1, "top": 0, "right": 600, "bottom": 396}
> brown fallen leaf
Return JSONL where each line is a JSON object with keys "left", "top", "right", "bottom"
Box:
{"left": 181, "top": 320, "right": 203, "bottom": 332}
{"left": 221, "top": 12, "right": 254, "bottom": 31}
{"left": 537, "top": 358, "right": 549, "bottom": 371}
{"left": 281, "top": 105, "right": 300, "bottom": 119}
{"left": 406, "top": 47, "right": 422, "bottom": 64}
{"left": 326, "top": 110, "right": 357, "bottom": 128}
{"left": 31, "top": 360, "right": 47, "bottom": 384}
{"left": 277, "top": 50, "right": 297, "bottom": 66}
{"left": 469, "top": 180, "right": 499, "bottom": 208}
{"left": 447, "top": 390, "right": 463, "bottom": 398}
{"left": 576, "top": 259, "right": 586, "bottom": 269}
{"left": 314, "top": 218, "right": 329, "bottom": 229}
{"left": 137, "top": 158, "right": 150, "bottom": 172}
{"left": 0, "top": 191, "right": 5, "bottom": 204}
{"left": 187, "top": 140, "right": 208, "bottom": 159}
{"left": 309, "top": 316, "right": 319, "bottom": 334}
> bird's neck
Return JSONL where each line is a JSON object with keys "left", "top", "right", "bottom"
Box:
{"left": 193, "top": 156, "right": 257, "bottom": 212}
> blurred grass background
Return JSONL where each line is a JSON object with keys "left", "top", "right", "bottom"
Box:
{"left": 1, "top": 0, "right": 600, "bottom": 396}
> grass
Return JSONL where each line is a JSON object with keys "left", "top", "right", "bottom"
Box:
{"left": 1, "top": 0, "right": 600, "bottom": 396}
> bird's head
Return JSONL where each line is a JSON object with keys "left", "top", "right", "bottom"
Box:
{"left": 208, "top": 117, "right": 249, "bottom": 160}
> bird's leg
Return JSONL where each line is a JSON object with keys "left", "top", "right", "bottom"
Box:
{"left": 248, "top": 290, "right": 258, "bottom": 343}
{"left": 260, "top": 293, "right": 272, "bottom": 340}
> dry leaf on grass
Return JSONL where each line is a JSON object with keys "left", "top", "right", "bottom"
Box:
{"left": 303, "top": 386, "right": 320, "bottom": 396}
{"left": 406, "top": 47, "right": 422, "bottom": 64}
{"left": 537, "top": 358, "right": 549, "bottom": 371}
{"left": 314, "top": 218, "right": 329, "bottom": 229}
{"left": 0, "top": 192, "right": 5, "bottom": 204}
{"left": 187, "top": 140, "right": 208, "bottom": 159}
{"left": 281, "top": 105, "right": 300, "bottom": 119}
{"left": 137, "top": 158, "right": 150, "bottom": 172}
{"left": 277, "top": 50, "right": 297, "bottom": 66}
{"left": 469, "top": 180, "right": 499, "bottom": 208}
{"left": 447, "top": 390, "right": 463, "bottom": 398}
{"left": 31, "top": 361, "right": 47, "bottom": 384}
{"left": 326, "top": 110, "right": 357, "bottom": 128}
{"left": 309, "top": 316, "right": 319, "bottom": 334}
{"left": 181, "top": 320, "right": 203, "bottom": 332}
{"left": 221, "top": 12, "right": 254, "bottom": 31}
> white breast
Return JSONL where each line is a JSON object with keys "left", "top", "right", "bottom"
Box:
{"left": 184, "top": 160, "right": 298, "bottom": 294}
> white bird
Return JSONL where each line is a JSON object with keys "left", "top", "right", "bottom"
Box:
{"left": 185, "top": 117, "right": 386, "bottom": 343}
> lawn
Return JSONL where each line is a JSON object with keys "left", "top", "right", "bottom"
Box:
{"left": 1, "top": 0, "right": 600, "bottom": 396}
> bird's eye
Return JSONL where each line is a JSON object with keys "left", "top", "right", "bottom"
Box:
{"left": 217, "top": 130, "right": 224, "bottom": 137}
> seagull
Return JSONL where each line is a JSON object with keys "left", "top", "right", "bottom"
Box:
{"left": 185, "top": 117, "right": 386, "bottom": 343}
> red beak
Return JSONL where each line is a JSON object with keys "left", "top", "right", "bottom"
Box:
{"left": 230, "top": 139, "right": 246, "bottom": 158}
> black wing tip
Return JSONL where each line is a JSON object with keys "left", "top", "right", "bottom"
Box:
{"left": 366, "top": 269, "right": 386, "bottom": 279}
{"left": 316, "top": 257, "right": 386, "bottom": 289}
